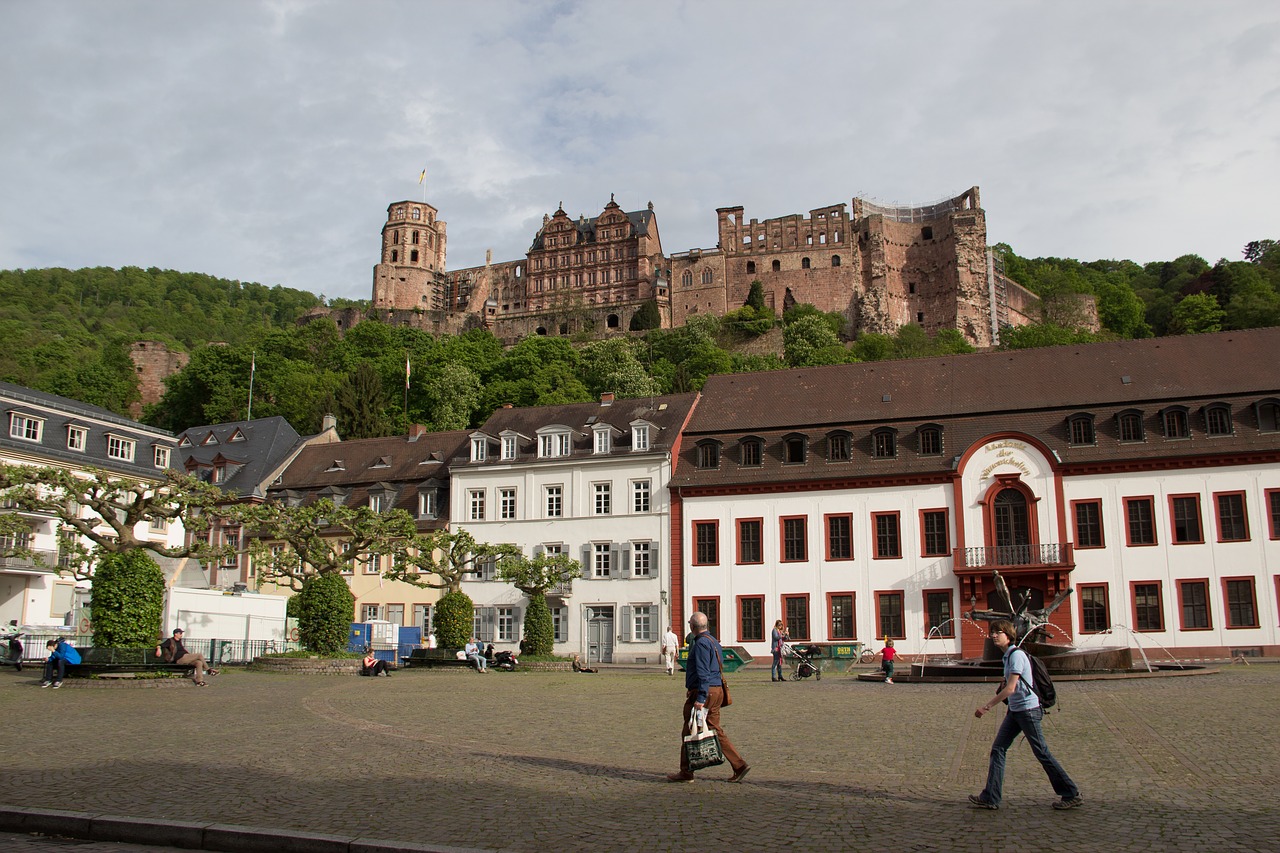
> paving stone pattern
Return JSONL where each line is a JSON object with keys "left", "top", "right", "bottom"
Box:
{"left": 3, "top": 664, "right": 1278, "bottom": 852}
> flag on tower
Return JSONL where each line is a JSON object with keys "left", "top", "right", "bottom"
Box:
{"left": 405, "top": 355, "right": 411, "bottom": 389}
{"left": 418, "top": 168, "right": 426, "bottom": 184}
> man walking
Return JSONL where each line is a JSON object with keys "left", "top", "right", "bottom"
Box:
{"left": 660, "top": 624, "right": 679, "bottom": 676}
{"left": 969, "top": 620, "right": 1082, "bottom": 810}
{"left": 157, "top": 628, "right": 216, "bottom": 686}
{"left": 667, "top": 611, "right": 749, "bottom": 783}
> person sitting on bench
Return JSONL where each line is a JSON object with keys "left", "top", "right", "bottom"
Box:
{"left": 157, "top": 628, "right": 217, "bottom": 686}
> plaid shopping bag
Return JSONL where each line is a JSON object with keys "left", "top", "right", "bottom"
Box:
{"left": 682, "top": 710, "right": 725, "bottom": 771}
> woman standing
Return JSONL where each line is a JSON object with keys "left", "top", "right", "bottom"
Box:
{"left": 770, "top": 620, "right": 788, "bottom": 682}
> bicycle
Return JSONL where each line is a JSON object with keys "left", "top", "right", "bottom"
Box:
{"left": 857, "top": 645, "right": 882, "bottom": 665}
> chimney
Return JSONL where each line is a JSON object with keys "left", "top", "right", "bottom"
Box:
{"left": 407, "top": 424, "right": 427, "bottom": 440}
{"left": 321, "top": 413, "right": 337, "bottom": 432}
{"left": 600, "top": 392, "right": 615, "bottom": 406}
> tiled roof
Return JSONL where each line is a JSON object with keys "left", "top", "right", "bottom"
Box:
{"left": 176, "top": 416, "right": 305, "bottom": 498}
{"left": 671, "top": 329, "right": 1280, "bottom": 490}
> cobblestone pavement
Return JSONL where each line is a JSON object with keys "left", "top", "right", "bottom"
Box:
{"left": 2, "top": 662, "right": 1278, "bottom": 852}
{"left": 0, "top": 831, "right": 191, "bottom": 852}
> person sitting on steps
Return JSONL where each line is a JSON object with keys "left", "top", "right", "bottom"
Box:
{"left": 361, "top": 650, "right": 391, "bottom": 676}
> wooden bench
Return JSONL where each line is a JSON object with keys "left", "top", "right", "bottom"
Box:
{"left": 63, "top": 647, "right": 195, "bottom": 678}
{"left": 402, "top": 648, "right": 478, "bottom": 669}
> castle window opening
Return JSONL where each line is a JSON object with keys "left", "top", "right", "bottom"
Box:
{"left": 772, "top": 260, "right": 781, "bottom": 272}
{"left": 743, "top": 236, "right": 752, "bottom": 245}
{"left": 917, "top": 312, "right": 924, "bottom": 323}
{"left": 515, "top": 264, "right": 522, "bottom": 278}
{"left": 701, "top": 269, "right": 713, "bottom": 284}
{"left": 806, "top": 235, "right": 813, "bottom": 246}
{"left": 607, "top": 314, "right": 619, "bottom": 329}
{"left": 391, "top": 250, "right": 398, "bottom": 262}
{"left": 536, "top": 327, "right": 547, "bottom": 336}
{"left": 411, "top": 208, "right": 420, "bottom": 219}
{"left": 412, "top": 231, "right": 419, "bottom": 244}
{"left": 559, "top": 322, "right": 568, "bottom": 335}
{"left": 410, "top": 250, "right": 419, "bottom": 262}
{"left": 746, "top": 261, "right": 756, "bottom": 273}
{"left": 802, "top": 257, "right": 811, "bottom": 270}
{"left": 393, "top": 231, "right": 399, "bottom": 244}
{"left": 831, "top": 255, "right": 841, "bottom": 267}
{"left": 909, "top": 282, "right": 916, "bottom": 294}
{"left": 834, "top": 231, "right": 841, "bottom": 242}
{"left": 922, "top": 226, "right": 934, "bottom": 240}
{"left": 819, "top": 233, "right": 826, "bottom": 244}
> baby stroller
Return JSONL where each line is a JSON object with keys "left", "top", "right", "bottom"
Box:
{"left": 782, "top": 642, "right": 822, "bottom": 681}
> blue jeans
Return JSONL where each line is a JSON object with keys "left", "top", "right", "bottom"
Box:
{"left": 43, "top": 657, "right": 66, "bottom": 683}
{"left": 980, "top": 706, "right": 1078, "bottom": 806}
{"left": 771, "top": 650, "right": 783, "bottom": 680}
{"left": 468, "top": 654, "right": 486, "bottom": 671}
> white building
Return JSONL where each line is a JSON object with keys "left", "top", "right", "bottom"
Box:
{"left": 453, "top": 392, "right": 698, "bottom": 663}
{"left": 1, "top": 382, "right": 181, "bottom": 628}
{"left": 669, "top": 329, "right": 1280, "bottom": 662}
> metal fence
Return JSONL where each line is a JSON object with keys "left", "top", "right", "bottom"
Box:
{"left": 6, "top": 633, "right": 301, "bottom": 665}
{"left": 960, "top": 543, "right": 1070, "bottom": 568}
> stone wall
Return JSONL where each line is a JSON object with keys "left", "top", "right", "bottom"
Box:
{"left": 128, "top": 341, "right": 189, "bottom": 417}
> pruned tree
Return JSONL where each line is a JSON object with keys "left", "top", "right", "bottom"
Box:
{"left": 496, "top": 550, "right": 582, "bottom": 655}
{"left": 393, "top": 528, "right": 521, "bottom": 595}
{"left": 0, "top": 465, "right": 232, "bottom": 580}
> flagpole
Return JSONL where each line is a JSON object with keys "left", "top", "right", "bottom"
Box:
{"left": 404, "top": 354, "right": 410, "bottom": 419}
{"left": 247, "top": 351, "right": 256, "bottom": 420}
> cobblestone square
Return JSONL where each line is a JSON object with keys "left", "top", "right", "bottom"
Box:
{"left": 3, "top": 663, "right": 1277, "bottom": 852}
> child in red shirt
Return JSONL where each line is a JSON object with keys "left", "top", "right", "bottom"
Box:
{"left": 881, "top": 639, "right": 897, "bottom": 684}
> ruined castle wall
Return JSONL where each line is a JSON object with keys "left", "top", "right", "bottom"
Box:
{"left": 129, "top": 341, "right": 190, "bottom": 417}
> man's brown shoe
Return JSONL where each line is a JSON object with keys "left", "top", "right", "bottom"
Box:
{"left": 728, "top": 765, "right": 751, "bottom": 783}
{"left": 666, "top": 772, "right": 695, "bottom": 783}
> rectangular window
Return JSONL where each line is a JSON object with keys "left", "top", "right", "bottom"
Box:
{"left": 418, "top": 491, "right": 437, "bottom": 519}
{"left": 1223, "top": 577, "right": 1258, "bottom": 628}
{"left": 107, "top": 435, "right": 136, "bottom": 462}
{"left": 9, "top": 414, "right": 43, "bottom": 442}
{"left": 876, "top": 591, "right": 905, "bottom": 639}
{"left": 154, "top": 446, "right": 170, "bottom": 469}
{"left": 386, "top": 604, "right": 404, "bottom": 626}
{"left": 1214, "top": 492, "right": 1249, "bottom": 542}
{"left": 740, "top": 440, "right": 762, "bottom": 466}
{"left": 67, "top": 426, "right": 87, "bottom": 451}
{"left": 468, "top": 489, "right": 485, "bottom": 521}
{"left": 632, "top": 541, "right": 651, "bottom": 577}
{"left": 1079, "top": 584, "right": 1110, "bottom": 633}
{"left": 413, "top": 604, "right": 432, "bottom": 631}
{"left": 697, "top": 443, "right": 720, "bottom": 469}
{"left": 920, "top": 509, "right": 949, "bottom": 557}
{"left": 592, "top": 543, "right": 612, "bottom": 578}
{"left": 825, "top": 513, "right": 853, "bottom": 560}
{"left": 632, "top": 480, "right": 651, "bottom": 513}
{"left": 827, "top": 433, "right": 850, "bottom": 462}
{"left": 594, "top": 430, "right": 610, "bottom": 454}
{"left": 694, "top": 597, "right": 719, "bottom": 639}
{"left": 632, "top": 605, "right": 653, "bottom": 642}
{"left": 738, "top": 596, "right": 764, "bottom": 643}
{"left": 632, "top": 425, "right": 649, "bottom": 451}
{"left": 924, "top": 590, "right": 954, "bottom": 637}
{"left": 694, "top": 521, "right": 719, "bottom": 565}
{"left": 1125, "top": 497, "right": 1157, "bottom": 546}
{"left": 1170, "top": 495, "right": 1203, "bottom": 544}
{"left": 1131, "top": 581, "right": 1164, "bottom": 631}
{"left": 1073, "top": 500, "right": 1104, "bottom": 549}
{"left": 1268, "top": 489, "right": 1280, "bottom": 540}
{"left": 497, "top": 607, "right": 517, "bottom": 642}
{"left": 545, "top": 485, "right": 563, "bottom": 518}
{"left": 471, "top": 437, "right": 487, "bottom": 461}
{"left": 828, "top": 593, "right": 855, "bottom": 640}
{"left": 1177, "top": 579, "right": 1211, "bottom": 630}
{"left": 783, "top": 594, "right": 810, "bottom": 640}
{"left": 552, "top": 606, "right": 567, "bottom": 643}
{"left": 361, "top": 604, "right": 383, "bottom": 622}
{"left": 593, "top": 482, "right": 612, "bottom": 515}
{"left": 148, "top": 515, "right": 169, "bottom": 533}
{"left": 781, "top": 516, "right": 808, "bottom": 562}
{"left": 368, "top": 493, "right": 385, "bottom": 513}
{"left": 737, "top": 519, "right": 762, "bottom": 564}
{"left": 499, "top": 488, "right": 516, "bottom": 520}
{"left": 501, "top": 435, "right": 517, "bottom": 460}
{"left": 873, "top": 512, "right": 901, "bottom": 559}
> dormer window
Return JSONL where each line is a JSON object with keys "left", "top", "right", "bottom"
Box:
{"left": 1204, "top": 403, "right": 1233, "bottom": 437}
{"left": 696, "top": 440, "right": 721, "bottom": 469}
{"left": 213, "top": 464, "right": 227, "bottom": 484}
{"left": 826, "top": 431, "right": 851, "bottom": 462}
{"left": 871, "top": 427, "right": 898, "bottom": 459}
{"left": 1160, "top": 406, "right": 1190, "bottom": 439}
{"left": 154, "top": 446, "right": 170, "bottom": 469}
{"left": 471, "top": 437, "right": 488, "bottom": 462}
{"left": 369, "top": 493, "right": 385, "bottom": 513}
{"left": 739, "top": 437, "right": 763, "bottom": 467}
{"left": 538, "top": 429, "right": 572, "bottom": 458}
{"left": 325, "top": 459, "right": 345, "bottom": 472}
{"left": 631, "top": 422, "right": 651, "bottom": 452}
{"left": 593, "top": 427, "right": 611, "bottom": 454}
{"left": 201, "top": 432, "right": 218, "bottom": 445}
{"left": 1116, "top": 410, "right": 1145, "bottom": 442}
{"left": 917, "top": 425, "right": 943, "bottom": 456}
{"left": 229, "top": 429, "right": 246, "bottom": 442}
{"left": 106, "top": 434, "right": 136, "bottom": 462}
{"left": 1067, "top": 413, "right": 1096, "bottom": 446}
{"left": 67, "top": 425, "right": 87, "bottom": 452}
{"left": 782, "top": 434, "right": 807, "bottom": 464}
{"left": 9, "top": 413, "right": 43, "bottom": 442}
{"left": 1256, "top": 398, "right": 1280, "bottom": 433}
{"left": 178, "top": 434, "right": 192, "bottom": 448}
{"left": 501, "top": 434, "right": 518, "bottom": 460}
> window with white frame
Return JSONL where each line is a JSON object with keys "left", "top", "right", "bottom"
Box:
{"left": 154, "top": 446, "right": 170, "bottom": 469}
{"left": 361, "top": 604, "right": 383, "bottom": 622}
{"left": 10, "top": 414, "right": 43, "bottom": 442}
{"left": 369, "top": 493, "right": 385, "bottom": 513}
{"left": 552, "top": 605, "right": 568, "bottom": 643}
{"left": 470, "top": 437, "right": 488, "bottom": 462}
{"left": 468, "top": 489, "right": 485, "bottom": 521}
{"left": 67, "top": 425, "right": 87, "bottom": 452}
{"left": 593, "top": 482, "right": 612, "bottom": 515}
{"left": 632, "top": 424, "right": 650, "bottom": 451}
{"left": 418, "top": 491, "right": 437, "bottom": 519}
{"left": 545, "top": 485, "right": 563, "bottom": 518}
{"left": 148, "top": 515, "right": 169, "bottom": 533}
{"left": 107, "top": 435, "right": 136, "bottom": 462}
{"left": 500, "top": 488, "right": 517, "bottom": 520}
{"left": 497, "top": 607, "right": 517, "bottom": 642}
{"left": 632, "top": 479, "right": 651, "bottom": 513}
{"left": 593, "top": 543, "right": 612, "bottom": 577}
{"left": 538, "top": 430, "right": 572, "bottom": 458}
{"left": 594, "top": 428, "right": 611, "bottom": 454}
{"left": 633, "top": 605, "right": 653, "bottom": 641}
{"left": 632, "top": 541, "right": 652, "bottom": 577}
{"left": 501, "top": 435, "right": 518, "bottom": 460}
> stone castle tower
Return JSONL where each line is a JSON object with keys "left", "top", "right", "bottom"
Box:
{"left": 371, "top": 201, "right": 448, "bottom": 311}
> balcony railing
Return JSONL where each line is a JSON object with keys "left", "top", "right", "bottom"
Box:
{"left": 0, "top": 549, "right": 60, "bottom": 570}
{"left": 958, "top": 543, "right": 1073, "bottom": 570}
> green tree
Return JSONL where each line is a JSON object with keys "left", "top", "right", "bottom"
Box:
{"left": 433, "top": 590, "right": 474, "bottom": 650}
{"left": 295, "top": 572, "right": 356, "bottom": 655}
{"left": 495, "top": 551, "right": 582, "bottom": 656}
{"left": 395, "top": 529, "right": 519, "bottom": 594}
{"left": 422, "top": 363, "right": 482, "bottom": 430}
{"left": 784, "top": 315, "right": 848, "bottom": 366}
{"left": 628, "top": 299, "right": 662, "bottom": 331}
{"left": 745, "top": 280, "right": 766, "bottom": 312}
{"left": 332, "top": 361, "right": 393, "bottom": 439}
{"left": 580, "top": 338, "right": 661, "bottom": 399}
{"left": 88, "top": 550, "right": 166, "bottom": 648}
{"left": 1168, "top": 293, "right": 1226, "bottom": 335}
{"left": 998, "top": 323, "right": 1102, "bottom": 350}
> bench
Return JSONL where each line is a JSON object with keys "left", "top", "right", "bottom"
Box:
{"left": 402, "top": 648, "right": 479, "bottom": 670}
{"left": 62, "top": 647, "right": 195, "bottom": 678}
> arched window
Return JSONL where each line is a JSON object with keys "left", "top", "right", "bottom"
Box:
{"left": 411, "top": 208, "right": 420, "bottom": 220}
{"left": 871, "top": 427, "right": 897, "bottom": 459}
{"left": 681, "top": 270, "right": 693, "bottom": 287}
{"left": 1160, "top": 406, "right": 1190, "bottom": 439}
{"left": 1116, "top": 410, "right": 1145, "bottom": 442}
{"left": 782, "top": 434, "right": 807, "bottom": 464}
{"left": 917, "top": 425, "right": 942, "bottom": 456}
{"left": 831, "top": 255, "right": 841, "bottom": 267}
{"left": 1067, "top": 413, "right": 1096, "bottom": 446}
{"left": 701, "top": 269, "right": 713, "bottom": 284}
{"left": 1255, "top": 398, "right": 1280, "bottom": 432}
{"left": 771, "top": 260, "right": 781, "bottom": 272}
{"left": 1204, "top": 403, "right": 1233, "bottom": 436}
{"left": 801, "top": 257, "right": 811, "bottom": 270}
{"left": 746, "top": 261, "right": 756, "bottom": 274}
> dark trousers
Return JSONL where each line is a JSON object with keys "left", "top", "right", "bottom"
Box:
{"left": 679, "top": 687, "right": 746, "bottom": 775}
{"left": 980, "top": 706, "right": 1079, "bottom": 806}
{"left": 43, "top": 657, "right": 66, "bottom": 682}
{"left": 362, "top": 660, "right": 390, "bottom": 676}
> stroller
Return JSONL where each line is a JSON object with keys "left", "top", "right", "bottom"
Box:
{"left": 782, "top": 642, "right": 822, "bottom": 681}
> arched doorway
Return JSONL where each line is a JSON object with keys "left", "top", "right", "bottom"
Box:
{"left": 983, "top": 475, "right": 1040, "bottom": 566}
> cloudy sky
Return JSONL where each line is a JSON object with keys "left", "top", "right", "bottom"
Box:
{"left": 2, "top": 1, "right": 1277, "bottom": 301}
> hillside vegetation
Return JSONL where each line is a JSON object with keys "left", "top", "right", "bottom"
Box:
{"left": 1, "top": 238, "right": 1276, "bottom": 434}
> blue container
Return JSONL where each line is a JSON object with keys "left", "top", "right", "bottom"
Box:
{"left": 348, "top": 623, "right": 372, "bottom": 653}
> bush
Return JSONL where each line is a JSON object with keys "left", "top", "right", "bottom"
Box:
{"left": 629, "top": 299, "right": 662, "bottom": 331}
{"left": 521, "top": 595, "right": 554, "bottom": 656}
{"left": 89, "top": 550, "right": 165, "bottom": 647}
{"left": 434, "top": 590, "right": 474, "bottom": 649}
{"left": 296, "top": 573, "right": 355, "bottom": 655}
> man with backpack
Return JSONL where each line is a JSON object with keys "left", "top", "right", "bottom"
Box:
{"left": 969, "top": 620, "right": 1082, "bottom": 811}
